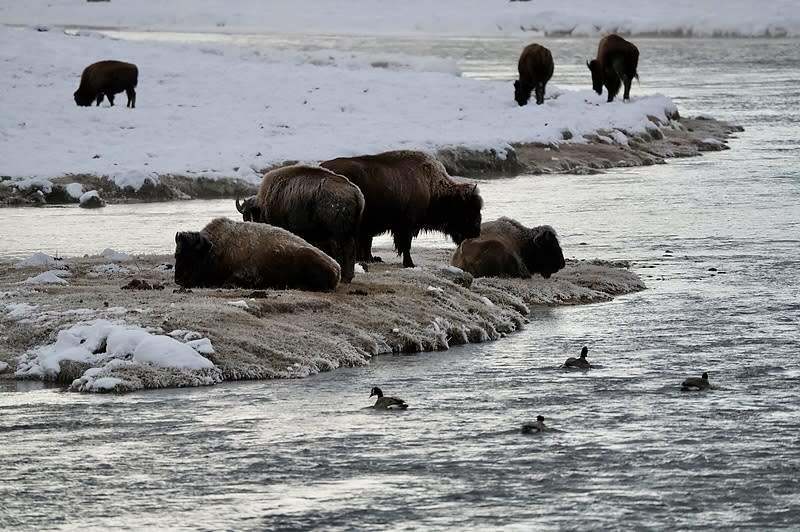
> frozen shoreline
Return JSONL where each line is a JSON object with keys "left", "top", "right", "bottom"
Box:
{"left": 1, "top": 115, "right": 743, "bottom": 206}
{"left": 0, "top": 246, "right": 644, "bottom": 393}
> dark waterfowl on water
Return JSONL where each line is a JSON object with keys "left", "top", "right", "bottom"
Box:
{"left": 564, "top": 346, "right": 591, "bottom": 369}
{"left": 681, "top": 372, "right": 711, "bottom": 390}
{"left": 369, "top": 387, "right": 409, "bottom": 409}
{"left": 521, "top": 415, "right": 548, "bottom": 434}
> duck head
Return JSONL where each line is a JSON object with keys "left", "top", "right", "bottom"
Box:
{"left": 369, "top": 387, "right": 383, "bottom": 398}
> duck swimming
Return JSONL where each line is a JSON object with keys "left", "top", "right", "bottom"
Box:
{"left": 681, "top": 372, "right": 711, "bottom": 390}
{"left": 521, "top": 415, "right": 547, "bottom": 434}
{"left": 369, "top": 387, "right": 409, "bottom": 409}
{"left": 564, "top": 346, "right": 591, "bottom": 369}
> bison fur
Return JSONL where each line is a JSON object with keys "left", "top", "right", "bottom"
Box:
{"left": 74, "top": 60, "right": 138, "bottom": 108}
{"left": 255, "top": 165, "right": 364, "bottom": 283}
{"left": 321, "top": 150, "right": 483, "bottom": 268}
{"left": 587, "top": 34, "right": 639, "bottom": 103}
{"left": 514, "top": 43, "right": 554, "bottom": 106}
{"left": 174, "top": 217, "right": 340, "bottom": 291}
{"left": 451, "top": 217, "right": 565, "bottom": 279}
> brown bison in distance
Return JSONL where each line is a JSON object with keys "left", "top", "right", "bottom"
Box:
{"left": 174, "top": 217, "right": 340, "bottom": 291}
{"left": 255, "top": 165, "right": 364, "bottom": 283}
{"left": 451, "top": 217, "right": 565, "bottom": 279}
{"left": 235, "top": 195, "right": 260, "bottom": 222}
{"left": 514, "top": 43, "right": 554, "bottom": 106}
{"left": 321, "top": 150, "right": 484, "bottom": 268}
{"left": 74, "top": 60, "right": 138, "bottom": 108}
{"left": 587, "top": 34, "right": 639, "bottom": 102}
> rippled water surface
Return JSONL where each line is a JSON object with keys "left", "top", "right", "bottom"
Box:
{"left": 1, "top": 37, "right": 799, "bottom": 530}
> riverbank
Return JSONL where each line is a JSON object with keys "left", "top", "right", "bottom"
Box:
{"left": 0, "top": 114, "right": 742, "bottom": 206}
{"left": 0, "top": 246, "right": 644, "bottom": 392}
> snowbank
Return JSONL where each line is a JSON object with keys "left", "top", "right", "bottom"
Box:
{"left": 1, "top": 1, "right": 797, "bottom": 37}
{"left": 0, "top": 247, "right": 645, "bottom": 393}
{"left": 0, "top": 23, "right": 717, "bottom": 201}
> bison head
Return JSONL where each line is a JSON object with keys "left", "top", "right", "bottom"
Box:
{"left": 514, "top": 80, "right": 530, "bottom": 106}
{"left": 73, "top": 89, "right": 94, "bottom": 107}
{"left": 441, "top": 184, "right": 483, "bottom": 245}
{"left": 587, "top": 60, "right": 604, "bottom": 96}
{"left": 235, "top": 195, "right": 262, "bottom": 222}
{"left": 524, "top": 226, "right": 565, "bottom": 279}
{"left": 174, "top": 231, "right": 214, "bottom": 288}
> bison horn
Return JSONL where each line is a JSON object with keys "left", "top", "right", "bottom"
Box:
{"left": 235, "top": 196, "right": 244, "bottom": 213}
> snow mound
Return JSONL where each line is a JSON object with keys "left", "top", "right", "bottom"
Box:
{"left": 14, "top": 319, "right": 221, "bottom": 393}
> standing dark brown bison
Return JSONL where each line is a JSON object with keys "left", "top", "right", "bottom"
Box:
{"left": 321, "top": 150, "right": 484, "bottom": 268}
{"left": 174, "top": 217, "right": 341, "bottom": 291}
{"left": 514, "top": 43, "right": 554, "bottom": 106}
{"left": 74, "top": 60, "right": 138, "bottom": 108}
{"left": 254, "top": 165, "right": 364, "bottom": 283}
{"left": 451, "top": 217, "right": 565, "bottom": 279}
{"left": 587, "top": 34, "right": 639, "bottom": 102}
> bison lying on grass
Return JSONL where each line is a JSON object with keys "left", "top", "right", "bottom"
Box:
{"left": 174, "top": 217, "right": 340, "bottom": 291}
{"left": 514, "top": 43, "right": 554, "bottom": 106}
{"left": 451, "top": 217, "right": 565, "bottom": 279}
{"left": 74, "top": 60, "right": 138, "bottom": 108}
{"left": 321, "top": 150, "right": 483, "bottom": 268}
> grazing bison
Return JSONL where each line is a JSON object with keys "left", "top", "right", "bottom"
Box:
{"left": 235, "top": 195, "right": 260, "bottom": 222}
{"left": 321, "top": 150, "right": 483, "bottom": 268}
{"left": 174, "top": 217, "right": 340, "bottom": 291}
{"left": 587, "top": 34, "right": 639, "bottom": 102}
{"left": 255, "top": 165, "right": 364, "bottom": 283}
{"left": 451, "top": 217, "right": 565, "bottom": 279}
{"left": 514, "top": 43, "right": 554, "bottom": 106}
{"left": 74, "top": 60, "right": 138, "bottom": 108}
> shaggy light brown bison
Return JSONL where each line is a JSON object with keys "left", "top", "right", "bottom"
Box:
{"left": 74, "top": 60, "right": 138, "bottom": 108}
{"left": 321, "top": 150, "right": 483, "bottom": 268}
{"left": 514, "top": 43, "right": 554, "bottom": 106}
{"left": 174, "top": 217, "right": 340, "bottom": 291}
{"left": 254, "top": 165, "right": 364, "bottom": 283}
{"left": 451, "top": 217, "right": 565, "bottom": 279}
{"left": 587, "top": 34, "right": 639, "bottom": 102}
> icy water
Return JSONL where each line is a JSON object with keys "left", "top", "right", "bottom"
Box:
{"left": 2, "top": 37, "right": 800, "bottom": 530}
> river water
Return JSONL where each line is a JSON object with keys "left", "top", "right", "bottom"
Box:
{"left": 1, "top": 36, "right": 799, "bottom": 530}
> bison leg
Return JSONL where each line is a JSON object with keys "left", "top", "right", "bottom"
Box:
{"left": 107, "top": 93, "right": 116, "bottom": 107}
{"left": 622, "top": 75, "right": 632, "bottom": 101}
{"left": 394, "top": 231, "right": 415, "bottom": 268}
{"left": 95, "top": 94, "right": 104, "bottom": 106}
{"left": 357, "top": 234, "right": 378, "bottom": 262}
{"left": 126, "top": 88, "right": 136, "bottom": 108}
{"left": 535, "top": 82, "right": 546, "bottom": 105}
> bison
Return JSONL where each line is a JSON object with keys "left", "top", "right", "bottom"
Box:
{"left": 587, "top": 34, "right": 639, "bottom": 103}
{"left": 514, "top": 43, "right": 554, "bottom": 106}
{"left": 321, "top": 150, "right": 483, "bottom": 268}
{"left": 254, "top": 165, "right": 364, "bottom": 283}
{"left": 74, "top": 60, "right": 138, "bottom": 108}
{"left": 451, "top": 217, "right": 565, "bottom": 279}
{"left": 174, "top": 217, "right": 340, "bottom": 291}
{"left": 235, "top": 195, "right": 260, "bottom": 222}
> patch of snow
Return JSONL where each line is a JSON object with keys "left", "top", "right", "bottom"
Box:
{"left": 15, "top": 252, "right": 64, "bottom": 268}
{"left": 0, "top": 361, "right": 8, "bottom": 373}
{"left": 20, "top": 271, "right": 69, "bottom": 285}
{"left": 65, "top": 182, "right": 83, "bottom": 199}
{"left": 91, "top": 263, "right": 133, "bottom": 275}
{"left": 427, "top": 286, "right": 445, "bottom": 293}
{"left": 5, "top": 302, "right": 39, "bottom": 319}
{"left": 227, "top": 300, "right": 249, "bottom": 309}
{"left": 133, "top": 336, "right": 215, "bottom": 369}
{"left": 354, "top": 263, "right": 366, "bottom": 274}
{"left": 14, "top": 319, "right": 216, "bottom": 383}
{"left": 101, "top": 249, "right": 135, "bottom": 261}
{"left": 480, "top": 297, "right": 495, "bottom": 307}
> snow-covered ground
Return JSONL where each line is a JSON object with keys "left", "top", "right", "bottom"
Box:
{"left": 0, "top": 23, "right": 681, "bottom": 190}
{"left": 2, "top": 0, "right": 798, "bottom": 37}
